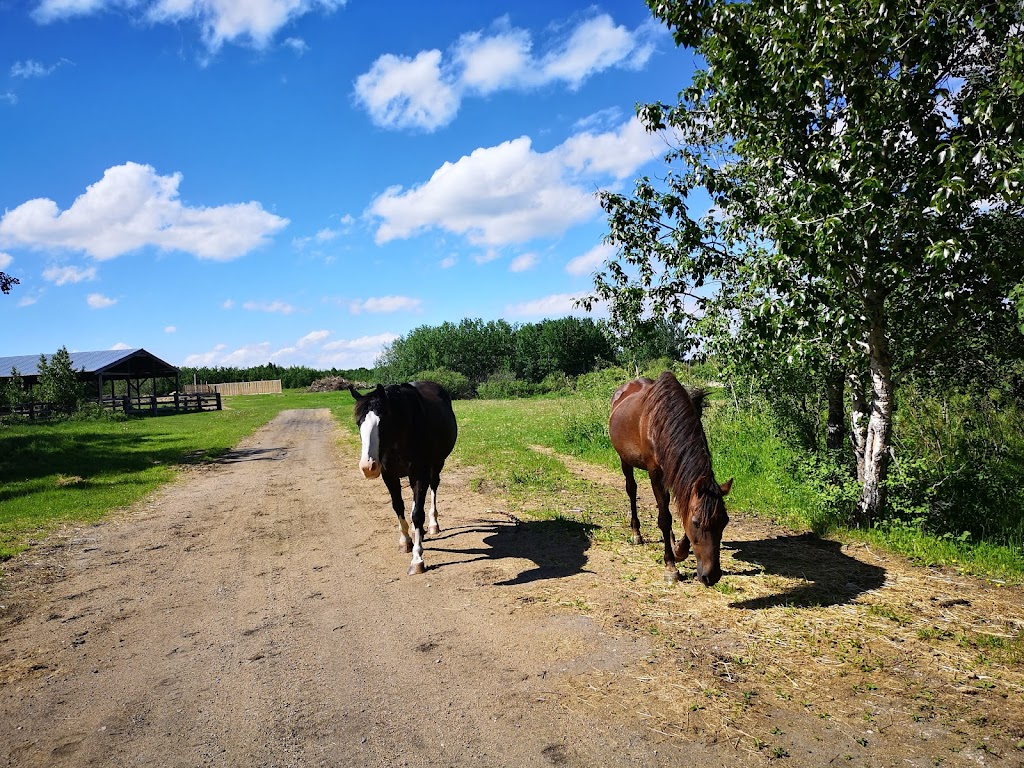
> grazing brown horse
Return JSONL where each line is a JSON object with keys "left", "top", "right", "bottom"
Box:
{"left": 609, "top": 371, "right": 732, "bottom": 586}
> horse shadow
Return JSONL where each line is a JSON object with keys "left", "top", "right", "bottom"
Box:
{"left": 725, "top": 533, "right": 886, "bottom": 609}
{"left": 430, "top": 517, "right": 597, "bottom": 585}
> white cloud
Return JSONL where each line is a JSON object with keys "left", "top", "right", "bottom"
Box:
{"left": 17, "top": 294, "right": 38, "bottom": 307}
{"left": 242, "top": 299, "right": 297, "bottom": 314}
{"left": 11, "top": 60, "right": 58, "bottom": 78}
{"left": 473, "top": 248, "right": 502, "bottom": 265}
{"left": 0, "top": 162, "right": 288, "bottom": 261}
{"left": 183, "top": 343, "right": 227, "bottom": 366}
{"left": 222, "top": 299, "right": 235, "bottom": 309}
{"left": 111, "top": 341, "right": 131, "bottom": 350}
{"left": 87, "top": 292, "right": 116, "bottom": 308}
{"left": 349, "top": 295, "right": 421, "bottom": 314}
{"left": 454, "top": 22, "right": 532, "bottom": 94}
{"left": 283, "top": 37, "right": 308, "bottom": 55}
{"left": 439, "top": 255, "right": 457, "bottom": 269}
{"left": 0, "top": 252, "right": 11, "bottom": 269}
{"left": 558, "top": 117, "right": 664, "bottom": 180}
{"left": 509, "top": 252, "right": 538, "bottom": 272}
{"left": 370, "top": 120, "right": 661, "bottom": 247}
{"left": 353, "top": 13, "right": 659, "bottom": 132}
{"left": 164, "top": 325, "right": 177, "bottom": 333}
{"left": 353, "top": 49, "right": 459, "bottom": 132}
{"left": 371, "top": 136, "right": 596, "bottom": 246}
{"left": 298, "top": 329, "right": 330, "bottom": 347}
{"left": 42, "top": 264, "right": 96, "bottom": 285}
{"left": 566, "top": 243, "right": 614, "bottom": 276}
{"left": 1, "top": 92, "right": 16, "bottom": 105}
{"left": 505, "top": 291, "right": 602, "bottom": 319}
{"left": 34, "top": 1, "right": 345, "bottom": 52}
{"left": 321, "top": 332, "right": 398, "bottom": 368}
{"left": 539, "top": 14, "right": 652, "bottom": 89}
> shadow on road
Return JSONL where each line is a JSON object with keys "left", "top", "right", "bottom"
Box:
{"left": 431, "top": 517, "right": 597, "bottom": 585}
{"left": 726, "top": 533, "right": 886, "bottom": 609}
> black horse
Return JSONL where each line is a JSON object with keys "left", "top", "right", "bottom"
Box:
{"left": 349, "top": 381, "right": 458, "bottom": 575}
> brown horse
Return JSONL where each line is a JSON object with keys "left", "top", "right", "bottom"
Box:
{"left": 609, "top": 371, "right": 732, "bottom": 586}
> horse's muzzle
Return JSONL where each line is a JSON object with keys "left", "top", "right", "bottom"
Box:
{"left": 359, "top": 459, "right": 381, "bottom": 479}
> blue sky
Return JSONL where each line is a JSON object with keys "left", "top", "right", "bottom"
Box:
{"left": 1, "top": 0, "right": 697, "bottom": 370}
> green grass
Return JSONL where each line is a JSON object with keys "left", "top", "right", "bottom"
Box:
{"left": 0, "top": 390, "right": 349, "bottom": 559}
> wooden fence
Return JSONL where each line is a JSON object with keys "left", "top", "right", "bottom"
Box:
{"left": 100, "top": 393, "right": 222, "bottom": 415}
{"left": 185, "top": 379, "right": 282, "bottom": 396}
{"left": 0, "top": 393, "right": 221, "bottom": 419}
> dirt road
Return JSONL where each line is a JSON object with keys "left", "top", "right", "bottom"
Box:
{"left": 0, "top": 409, "right": 675, "bottom": 767}
{"left": 2, "top": 408, "right": 1023, "bottom": 767}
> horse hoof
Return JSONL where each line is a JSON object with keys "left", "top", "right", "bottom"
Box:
{"left": 408, "top": 562, "right": 426, "bottom": 576}
{"left": 663, "top": 570, "right": 681, "bottom": 584}
{"left": 399, "top": 542, "right": 412, "bottom": 553}
{"left": 427, "top": 525, "right": 440, "bottom": 536}
{"left": 631, "top": 533, "right": 644, "bottom": 545}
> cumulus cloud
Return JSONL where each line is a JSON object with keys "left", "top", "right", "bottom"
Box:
{"left": 33, "top": 0, "right": 346, "bottom": 52}
{"left": 370, "top": 118, "right": 661, "bottom": 247}
{"left": 111, "top": 341, "right": 132, "bottom": 350}
{"left": 566, "top": 243, "right": 614, "bottom": 276}
{"left": 164, "top": 325, "right": 177, "bottom": 333}
{"left": 0, "top": 252, "right": 12, "bottom": 270}
{"left": 298, "top": 329, "right": 330, "bottom": 347}
{"left": 509, "top": 252, "right": 538, "bottom": 272}
{"left": 184, "top": 331, "right": 396, "bottom": 369}
{"left": 504, "top": 292, "right": 594, "bottom": 319}
{"left": 0, "top": 162, "right": 288, "bottom": 261}
{"left": 353, "top": 50, "right": 459, "bottom": 132}
{"left": 242, "top": 299, "right": 297, "bottom": 315}
{"left": 87, "top": 292, "right": 116, "bottom": 308}
{"left": 354, "top": 13, "right": 659, "bottom": 132}
{"left": 42, "top": 264, "right": 96, "bottom": 285}
{"left": 439, "top": 255, "right": 457, "bottom": 269}
{"left": 349, "top": 295, "right": 421, "bottom": 314}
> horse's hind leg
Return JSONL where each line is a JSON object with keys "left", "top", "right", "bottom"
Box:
{"left": 650, "top": 470, "right": 681, "bottom": 583}
{"left": 384, "top": 472, "right": 412, "bottom": 553}
{"left": 622, "top": 462, "right": 643, "bottom": 545}
{"left": 407, "top": 474, "right": 429, "bottom": 575}
{"left": 426, "top": 469, "right": 441, "bottom": 536}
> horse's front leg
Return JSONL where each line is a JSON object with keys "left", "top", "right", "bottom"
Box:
{"left": 383, "top": 472, "right": 411, "bottom": 553}
{"left": 650, "top": 471, "right": 680, "bottom": 583}
{"left": 407, "top": 474, "right": 430, "bottom": 575}
{"left": 622, "top": 462, "right": 643, "bottom": 545}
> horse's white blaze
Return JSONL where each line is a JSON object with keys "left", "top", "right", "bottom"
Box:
{"left": 358, "top": 411, "right": 381, "bottom": 477}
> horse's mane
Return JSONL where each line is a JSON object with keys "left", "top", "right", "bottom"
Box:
{"left": 646, "top": 372, "right": 723, "bottom": 528}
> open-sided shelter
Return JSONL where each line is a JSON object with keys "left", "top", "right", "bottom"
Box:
{"left": 0, "top": 348, "right": 180, "bottom": 401}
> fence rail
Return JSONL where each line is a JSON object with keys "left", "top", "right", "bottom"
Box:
{"left": 1, "top": 393, "right": 221, "bottom": 419}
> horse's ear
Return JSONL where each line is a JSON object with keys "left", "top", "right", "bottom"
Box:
{"left": 348, "top": 385, "right": 365, "bottom": 401}
{"left": 720, "top": 478, "right": 734, "bottom": 496}
{"left": 374, "top": 384, "right": 385, "bottom": 396}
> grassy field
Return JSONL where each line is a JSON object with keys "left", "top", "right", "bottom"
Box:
{"left": 0, "top": 390, "right": 349, "bottom": 559}
{"left": 2, "top": 388, "right": 1021, "bottom": 581}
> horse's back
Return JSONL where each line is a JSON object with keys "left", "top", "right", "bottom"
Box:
{"left": 411, "top": 380, "right": 458, "bottom": 458}
{"left": 609, "top": 377, "right": 655, "bottom": 469}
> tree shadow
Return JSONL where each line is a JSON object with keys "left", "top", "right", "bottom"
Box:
{"left": 726, "top": 533, "right": 886, "bottom": 609}
{"left": 429, "top": 517, "right": 597, "bottom": 585}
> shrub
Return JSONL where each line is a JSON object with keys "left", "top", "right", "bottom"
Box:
{"left": 411, "top": 368, "right": 474, "bottom": 400}
{"left": 476, "top": 372, "right": 537, "bottom": 399}
{"left": 538, "top": 372, "right": 574, "bottom": 395}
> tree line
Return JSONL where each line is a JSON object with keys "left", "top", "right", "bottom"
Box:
{"left": 179, "top": 362, "right": 375, "bottom": 391}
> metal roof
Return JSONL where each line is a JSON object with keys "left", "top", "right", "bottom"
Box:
{"left": 0, "top": 348, "right": 179, "bottom": 379}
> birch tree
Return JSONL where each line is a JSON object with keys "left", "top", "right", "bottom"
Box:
{"left": 591, "top": 0, "right": 1024, "bottom": 523}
